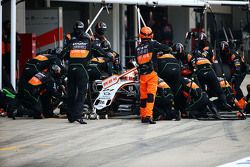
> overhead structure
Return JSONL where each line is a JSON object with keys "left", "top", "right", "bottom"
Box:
{"left": 85, "top": 6, "right": 104, "bottom": 33}
{"left": 51, "top": 0, "right": 250, "bottom": 7}
{"left": 207, "top": 0, "right": 249, "bottom": 6}
{"left": 51, "top": 0, "right": 206, "bottom": 7}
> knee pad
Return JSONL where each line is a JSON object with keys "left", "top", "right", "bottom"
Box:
{"left": 140, "top": 99, "right": 147, "bottom": 108}
{"left": 147, "top": 93, "right": 154, "bottom": 103}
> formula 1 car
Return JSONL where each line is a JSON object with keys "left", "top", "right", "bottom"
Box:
{"left": 90, "top": 67, "right": 139, "bottom": 119}
{"left": 89, "top": 65, "right": 180, "bottom": 120}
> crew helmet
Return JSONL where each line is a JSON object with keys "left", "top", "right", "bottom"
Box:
{"left": 50, "top": 64, "right": 61, "bottom": 77}
{"left": 220, "top": 41, "right": 229, "bottom": 52}
{"left": 95, "top": 22, "right": 107, "bottom": 35}
{"left": 139, "top": 26, "right": 154, "bottom": 39}
{"left": 199, "top": 32, "right": 207, "bottom": 41}
{"left": 172, "top": 43, "right": 184, "bottom": 55}
{"left": 73, "top": 21, "right": 84, "bottom": 36}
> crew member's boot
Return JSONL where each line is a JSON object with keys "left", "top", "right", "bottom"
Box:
{"left": 141, "top": 116, "right": 156, "bottom": 124}
{"left": 207, "top": 104, "right": 221, "bottom": 119}
{"left": 76, "top": 118, "right": 87, "bottom": 124}
{"left": 171, "top": 110, "right": 181, "bottom": 121}
{"left": 219, "top": 94, "right": 233, "bottom": 110}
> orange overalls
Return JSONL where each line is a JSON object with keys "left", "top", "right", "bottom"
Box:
{"left": 139, "top": 71, "right": 158, "bottom": 119}
{"left": 136, "top": 42, "right": 158, "bottom": 119}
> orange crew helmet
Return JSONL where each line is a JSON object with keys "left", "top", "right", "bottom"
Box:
{"left": 139, "top": 26, "right": 154, "bottom": 39}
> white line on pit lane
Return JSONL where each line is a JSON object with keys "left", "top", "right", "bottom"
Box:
{"left": 218, "top": 157, "right": 250, "bottom": 167}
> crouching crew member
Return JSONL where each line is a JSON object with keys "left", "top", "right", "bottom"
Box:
{"left": 175, "top": 77, "right": 220, "bottom": 119}
{"left": 153, "top": 78, "right": 180, "bottom": 121}
{"left": 219, "top": 41, "right": 248, "bottom": 109}
{"left": 17, "top": 65, "right": 62, "bottom": 119}
{"left": 174, "top": 47, "right": 231, "bottom": 110}
{"left": 19, "top": 48, "right": 63, "bottom": 88}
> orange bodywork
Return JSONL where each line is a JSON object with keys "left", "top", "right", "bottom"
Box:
{"left": 70, "top": 50, "right": 89, "bottom": 58}
{"left": 137, "top": 53, "right": 153, "bottom": 65}
{"left": 91, "top": 57, "right": 105, "bottom": 63}
{"left": 219, "top": 80, "right": 230, "bottom": 88}
{"left": 28, "top": 76, "right": 42, "bottom": 86}
{"left": 187, "top": 82, "right": 199, "bottom": 89}
{"left": 196, "top": 59, "right": 211, "bottom": 65}
{"left": 235, "top": 98, "right": 246, "bottom": 110}
{"left": 203, "top": 46, "right": 209, "bottom": 51}
{"left": 34, "top": 55, "right": 49, "bottom": 61}
{"left": 157, "top": 54, "right": 175, "bottom": 59}
{"left": 158, "top": 81, "right": 170, "bottom": 89}
{"left": 187, "top": 54, "right": 192, "bottom": 62}
{"left": 66, "top": 34, "right": 71, "bottom": 40}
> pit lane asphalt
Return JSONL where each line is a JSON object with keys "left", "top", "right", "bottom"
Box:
{"left": 0, "top": 75, "right": 250, "bottom": 167}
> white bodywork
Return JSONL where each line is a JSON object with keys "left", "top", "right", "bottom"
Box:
{"left": 94, "top": 67, "right": 137, "bottom": 111}
{"left": 94, "top": 79, "right": 136, "bottom": 110}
